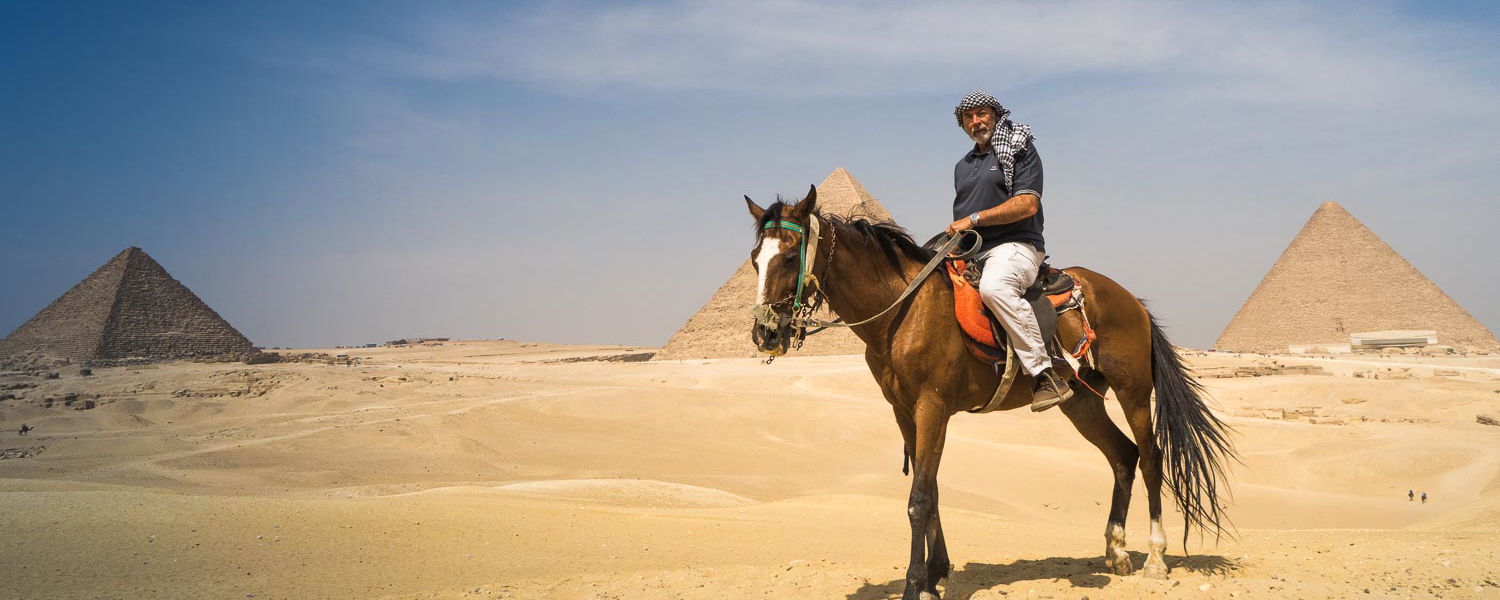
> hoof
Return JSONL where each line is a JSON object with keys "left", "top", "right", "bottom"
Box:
{"left": 1141, "top": 563, "right": 1169, "bottom": 580}
{"left": 1105, "top": 555, "right": 1134, "bottom": 576}
{"left": 919, "top": 592, "right": 941, "bottom": 600}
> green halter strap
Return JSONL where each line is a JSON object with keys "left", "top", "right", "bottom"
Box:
{"left": 762, "top": 220, "right": 810, "bottom": 310}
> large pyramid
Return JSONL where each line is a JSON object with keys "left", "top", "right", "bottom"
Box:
{"left": 1215, "top": 201, "right": 1497, "bottom": 352}
{"left": 0, "top": 247, "right": 254, "bottom": 364}
{"left": 656, "top": 168, "right": 897, "bottom": 359}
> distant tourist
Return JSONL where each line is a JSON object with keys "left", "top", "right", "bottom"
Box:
{"left": 18, "top": 423, "right": 31, "bottom": 436}
{"left": 1421, "top": 492, "right": 1428, "bottom": 504}
{"left": 1408, "top": 489, "right": 1414, "bottom": 502}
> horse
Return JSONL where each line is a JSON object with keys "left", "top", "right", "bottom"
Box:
{"left": 744, "top": 187, "right": 1235, "bottom": 600}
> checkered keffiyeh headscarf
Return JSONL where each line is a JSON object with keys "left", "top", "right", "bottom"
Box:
{"left": 954, "top": 90, "right": 1034, "bottom": 189}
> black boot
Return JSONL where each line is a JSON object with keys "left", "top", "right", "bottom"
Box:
{"left": 1031, "top": 368, "right": 1074, "bottom": 412}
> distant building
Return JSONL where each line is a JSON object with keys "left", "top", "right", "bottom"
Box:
{"left": 1350, "top": 330, "right": 1438, "bottom": 351}
{"left": 384, "top": 337, "right": 450, "bottom": 347}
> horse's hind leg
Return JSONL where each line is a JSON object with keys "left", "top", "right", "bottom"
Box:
{"left": 1059, "top": 371, "right": 1139, "bottom": 576}
{"left": 1119, "top": 381, "right": 1169, "bottom": 579}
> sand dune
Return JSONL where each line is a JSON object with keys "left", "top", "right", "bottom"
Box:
{"left": 495, "top": 479, "right": 756, "bottom": 508}
{"left": 2, "top": 340, "right": 1498, "bottom": 599}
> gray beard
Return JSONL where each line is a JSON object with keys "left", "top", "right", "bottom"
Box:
{"left": 968, "top": 128, "right": 991, "bottom": 146}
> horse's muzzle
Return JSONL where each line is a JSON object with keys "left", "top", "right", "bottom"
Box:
{"left": 751, "top": 304, "right": 793, "bottom": 356}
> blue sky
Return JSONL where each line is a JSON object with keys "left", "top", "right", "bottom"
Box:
{"left": 2, "top": 1, "right": 1497, "bottom": 349}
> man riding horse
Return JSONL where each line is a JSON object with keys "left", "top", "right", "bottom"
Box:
{"left": 944, "top": 90, "right": 1072, "bottom": 411}
{"left": 744, "top": 90, "right": 1236, "bottom": 599}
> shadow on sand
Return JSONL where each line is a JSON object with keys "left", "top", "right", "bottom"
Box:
{"left": 846, "top": 552, "right": 1237, "bottom": 600}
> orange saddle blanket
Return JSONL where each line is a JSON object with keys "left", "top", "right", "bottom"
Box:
{"left": 945, "top": 261, "right": 1078, "bottom": 353}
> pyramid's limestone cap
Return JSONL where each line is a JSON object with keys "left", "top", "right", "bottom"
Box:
{"left": 101, "top": 246, "right": 148, "bottom": 266}
{"left": 814, "top": 167, "right": 894, "bottom": 223}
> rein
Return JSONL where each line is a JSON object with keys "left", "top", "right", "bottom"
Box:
{"left": 802, "top": 229, "right": 975, "bottom": 329}
{"left": 754, "top": 216, "right": 979, "bottom": 348}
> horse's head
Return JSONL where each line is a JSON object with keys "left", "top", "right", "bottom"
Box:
{"left": 745, "top": 184, "right": 819, "bottom": 357}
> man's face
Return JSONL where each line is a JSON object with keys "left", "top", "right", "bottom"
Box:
{"left": 960, "top": 107, "right": 996, "bottom": 145}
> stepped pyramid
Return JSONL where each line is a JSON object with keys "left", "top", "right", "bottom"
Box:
{"left": 1215, "top": 202, "right": 1497, "bottom": 352}
{"left": 0, "top": 247, "right": 254, "bottom": 364}
{"left": 656, "top": 168, "right": 897, "bottom": 359}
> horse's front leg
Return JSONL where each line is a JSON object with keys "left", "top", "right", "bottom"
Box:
{"left": 928, "top": 508, "right": 951, "bottom": 584}
{"left": 904, "top": 401, "right": 951, "bottom": 600}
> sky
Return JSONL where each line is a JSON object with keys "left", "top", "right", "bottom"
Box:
{"left": 2, "top": 0, "right": 1498, "bottom": 350}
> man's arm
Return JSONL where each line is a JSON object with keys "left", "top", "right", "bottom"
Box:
{"left": 978, "top": 193, "right": 1038, "bottom": 225}
{"left": 946, "top": 194, "right": 1036, "bottom": 234}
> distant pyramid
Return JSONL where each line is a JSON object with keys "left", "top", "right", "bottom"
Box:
{"left": 0, "top": 247, "right": 254, "bottom": 364}
{"left": 1215, "top": 202, "right": 1497, "bottom": 352}
{"left": 656, "top": 168, "right": 897, "bottom": 359}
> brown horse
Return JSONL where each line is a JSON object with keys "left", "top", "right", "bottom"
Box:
{"left": 745, "top": 187, "right": 1235, "bottom": 600}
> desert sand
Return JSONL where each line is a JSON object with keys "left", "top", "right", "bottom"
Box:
{"left": 2, "top": 340, "right": 1498, "bottom": 599}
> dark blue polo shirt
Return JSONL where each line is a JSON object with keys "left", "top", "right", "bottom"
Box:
{"left": 953, "top": 139, "right": 1045, "bottom": 253}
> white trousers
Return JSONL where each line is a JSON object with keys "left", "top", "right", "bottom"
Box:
{"left": 977, "top": 242, "right": 1049, "bottom": 376}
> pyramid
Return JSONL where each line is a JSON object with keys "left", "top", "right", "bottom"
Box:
{"left": 1215, "top": 202, "right": 1497, "bottom": 352}
{"left": 655, "top": 168, "right": 898, "bottom": 359}
{"left": 0, "top": 247, "right": 254, "bottom": 364}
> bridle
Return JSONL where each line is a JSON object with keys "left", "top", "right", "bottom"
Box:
{"left": 752, "top": 213, "right": 978, "bottom": 362}
{"left": 752, "top": 215, "right": 834, "bottom": 357}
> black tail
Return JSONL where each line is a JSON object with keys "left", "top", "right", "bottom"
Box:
{"left": 1149, "top": 311, "right": 1237, "bottom": 546}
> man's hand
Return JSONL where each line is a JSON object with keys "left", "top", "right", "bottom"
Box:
{"left": 946, "top": 215, "right": 975, "bottom": 236}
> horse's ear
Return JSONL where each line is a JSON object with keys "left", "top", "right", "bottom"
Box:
{"left": 745, "top": 195, "right": 766, "bottom": 220}
{"left": 789, "top": 184, "right": 817, "bottom": 218}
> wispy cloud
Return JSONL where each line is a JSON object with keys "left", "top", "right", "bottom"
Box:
{"left": 214, "top": 0, "right": 1500, "bottom": 347}
{"left": 306, "top": 0, "right": 1498, "bottom": 116}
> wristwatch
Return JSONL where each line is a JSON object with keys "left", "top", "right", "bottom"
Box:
{"left": 969, "top": 212, "right": 981, "bottom": 226}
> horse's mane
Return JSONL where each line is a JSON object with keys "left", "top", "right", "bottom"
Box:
{"left": 756, "top": 198, "right": 935, "bottom": 269}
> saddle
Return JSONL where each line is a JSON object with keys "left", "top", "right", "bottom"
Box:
{"left": 945, "top": 259, "right": 1084, "bottom": 364}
